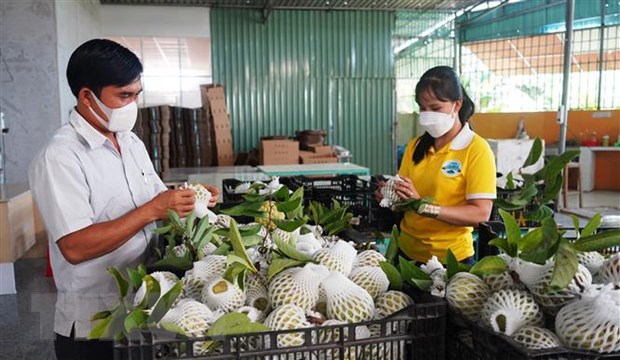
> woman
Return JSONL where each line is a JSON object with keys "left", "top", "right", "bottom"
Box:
{"left": 383, "top": 66, "right": 496, "bottom": 264}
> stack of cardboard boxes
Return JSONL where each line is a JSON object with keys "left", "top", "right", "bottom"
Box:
{"left": 259, "top": 134, "right": 338, "bottom": 165}
{"left": 201, "top": 85, "right": 235, "bottom": 166}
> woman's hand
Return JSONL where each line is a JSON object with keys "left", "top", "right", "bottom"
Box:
{"left": 395, "top": 176, "right": 420, "bottom": 200}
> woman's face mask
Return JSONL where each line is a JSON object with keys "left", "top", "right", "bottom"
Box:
{"left": 89, "top": 91, "right": 138, "bottom": 133}
{"left": 418, "top": 102, "right": 457, "bottom": 138}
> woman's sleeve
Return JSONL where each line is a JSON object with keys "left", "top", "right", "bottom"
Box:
{"left": 465, "top": 140, "right": 497, "bottom": 200}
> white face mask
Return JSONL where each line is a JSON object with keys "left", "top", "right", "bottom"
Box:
{"left": 418, "top": 103, "right": 457, "bottom": 138}
{"left": 89, "top": 91, "right": 138, "bottom": 133}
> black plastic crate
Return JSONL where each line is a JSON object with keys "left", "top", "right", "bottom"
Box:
{"left": 490, "top": 188, "right": 546, "bottom": 228}
{"left": 114, "top": 295, "right": 447, "bottom": 360}
{"left": 448, "top": 311, "right": 620, "bottom": 360}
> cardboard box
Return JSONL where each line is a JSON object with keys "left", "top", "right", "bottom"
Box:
{"left": 300, "top": 155, "right": 338, "bottom": 164}
{"left": 260, "top": 139, "right": 300, "bottom": 165}
{"left": 308, "top": 145, "right": 333, "bottom": 155}
{"left": 201, "top": 84, "right": 235, "bottom": 166}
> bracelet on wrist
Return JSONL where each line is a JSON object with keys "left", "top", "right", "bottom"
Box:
{"left": 418, "top": 203, "right": 441, "bottom": 218}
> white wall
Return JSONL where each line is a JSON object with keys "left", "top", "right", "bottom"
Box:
{"left": 56, "top": 0, "right": 103, "bottom": 126}
{"left": 102, "top": 5, "right": 210, "bottom": 37}
{"left": 0, "top": 0, "right": 62, "bottom": 183}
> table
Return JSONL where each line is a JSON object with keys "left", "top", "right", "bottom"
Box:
{"left": 580, "top": 147, "right": 620, "bottom": 191}
{"left": 258, "top": 163, "right": 370, "bottom": 177}
{"left": 0, "top": 183, "right": 36, "bottom": 294}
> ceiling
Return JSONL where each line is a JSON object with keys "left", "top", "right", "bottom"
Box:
{"left": 99, "top": 0, "right": 484, "bottom": 11}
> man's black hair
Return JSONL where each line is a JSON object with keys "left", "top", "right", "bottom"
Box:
{"left": 66, "top": 39, "right": 142, "bottom": 98}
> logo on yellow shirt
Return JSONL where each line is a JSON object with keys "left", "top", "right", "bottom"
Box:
{"left": 441, "top": 160, "right": 462, "bottom": 177}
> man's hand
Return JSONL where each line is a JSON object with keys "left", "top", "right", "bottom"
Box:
{"left": 203, "top": 184, "right": 220, "bottom": 207}
{"left": 149, "top": 188, "right": 196, "bottom": 220}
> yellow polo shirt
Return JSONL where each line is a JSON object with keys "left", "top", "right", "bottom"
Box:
{"left": 398, "top": 124, "right": 496, "bottom": 263}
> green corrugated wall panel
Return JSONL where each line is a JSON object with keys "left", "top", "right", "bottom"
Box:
{"left": 211, "top": 9, "right": 395, "bottom": 174}
{"left": 460, "top": 0, "right": 618, "bottom": 42}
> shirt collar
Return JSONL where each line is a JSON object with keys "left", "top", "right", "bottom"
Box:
{"left": 450, "top": 122, "right": 475, "bottom": 150}
{"left": 69, "top": 109, "right": 108, "bottom": 149}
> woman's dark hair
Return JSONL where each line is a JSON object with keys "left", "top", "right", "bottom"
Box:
{"left": 66, "top": 39, "right": 142, "bottom": 98}
{"left": 412, "top": 66, "right": 475, "bottom": 164}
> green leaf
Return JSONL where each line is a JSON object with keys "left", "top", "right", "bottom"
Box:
{"left": 273, "top": 218, "right": 307, "bottom": 232}
{"left": 518, "top": 184, "right": 538, "bottom": 201}
{"left": 142, "top": 274, "right": 162, "bottom": 309}
{"left": 167, "top": 209, "right": 185, "bottom": 232}
{"left": 385, "top": 225, "right": 400, "bottom": 263}
{"left": 89, "top": 313, "right": 112, "bottom": 340}
{"left": 519, "top": 217, "right": 560, "bottom": 264}
{"left": 238, "top": 224, "right": 263, "bottom": 236}
{"left": 107, "top": 303, "right": 129, "bottom": 340}
{"left": 127, "top": 267, "right": 144, "bottom": 290}
{"left": 446, "top": 249, "right": 461, "bottom": 280}
{"left": 488, "top": 238, "right": 510, "bottom": 254}
{"left": 107, "top": 268, "right": 129, "bottom": 298}
{"left": 273, "top": 185, "right": 292, "bottom": 202}
{"left": 90, "top": 310, "right": 112, "bottom": 321}
{"left": 276, "top": 196, "right": 302, "bottom": 213}
{"left": 227, "top": 252, "right": 251, "bottom": 266}
{"left": 541, "top": 173, "right": 564, "bottom": 204}
{"left": 220, "top": 202, "right": 264, "bottom": 217}
{"left": 519, "top": 227, "right": 542, "bottom": 253}
{"left": 267, "top": 258, "right": 305, "bottom": 281}
{"left": 153, "top": 225, "right": 172, "bottom": 234}
{"left": 398, "top": 256, "right": 432, "bottom": 290}
{"left": 540, "top": 150, "right": 580, "bottom": 184}
{"left": 319, "top": 207, "right": 347, "bottom": 225}
{"left": 159, "top": 321, "right": 187, "bottom": 336}
{"left": 469, "top": 256, "right": 507, "bottom": 277}
{"left": 228, "top": 219, "right": 258, "bottom": 273}
{"left": 152, "top": 256, "right": 193, "bottom": 271}
{"left": 581, "top": 213, "right": 602, "bottom": 238}
{"left": 569, "top": 215, "right": 581, "bottom": 239}
{"left": 523, "top": 138, "right": 543, "bottom": 168}
{"left": 410, "top": 277, "right": 434, "bottom": 291}
{"left": 494, "top": 198, "right": 528, "bottom": 211}
{"left": 499, "top": 209, "right": 521, "bottom": 256}
{"left": 273, "top": 235, "right": 313, "bottom": 262}
{"left": 526, "top": 205, "right": 554, "bottom": 221}
{"left": 242, "top": 193, "right": 266, "bottom": 203}
{"left": 124, "top": 309, "right": 148, "bottom": 333}
{"left": 184, "top": 211, "right": 196, "bottom": 237}
{"left": 192, "top": 216, "right": 212, "bottom": 248}
{"left": 213, "top": 242, "right": 231, "bottom": 255}
{"left": 148, "top": 281, "right": 183, "bottom": 324}
{"left": 241, "top": 235, "right": 264, "bottom": 247}
{"left": 223, "top": 262, "right": 248, "bottom": 285}
{"left": 379, "top": 261, "right": 403, "bottom": 291}
{"left": 506, "top": 172, "right": 516, "bottom": 190}
{"left": 207, "top": 313, "right": 270, "bottom": 337}
{"left": 571, "top": 229, "right": 620, "bottom": 252}
{"left": 549, "top": 241, "right": 579, "bottom": 292}
{"left": 323, "top": 214, "right": 353, "bottom": 236}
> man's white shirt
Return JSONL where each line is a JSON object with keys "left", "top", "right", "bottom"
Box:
{"left": 29, "top": 109, "right": 167, "bottom": 338}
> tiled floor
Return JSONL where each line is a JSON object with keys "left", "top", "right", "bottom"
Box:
{"left": 1, "top": 190, "right": 618, "bottom": 360}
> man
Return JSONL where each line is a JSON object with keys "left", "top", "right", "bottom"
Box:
{"left": 29, "top": 39, "right": 219, "bottom": 359}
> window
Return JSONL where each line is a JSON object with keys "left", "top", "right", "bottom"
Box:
{"left": 460, "top": 26, "right": 620, "bottom": 112}
{"left": 108, "top": 36, "right": 212, "bottom": 108}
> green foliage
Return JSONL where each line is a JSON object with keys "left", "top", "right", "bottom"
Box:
{"left": 304, "top": 200, "right": 353, "bottom": 236}
{"left": 379, "top": 261, "right": 403, "bottom": 291}
{"left": 495, "top": 137, "right": 579, "bottom": 221}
